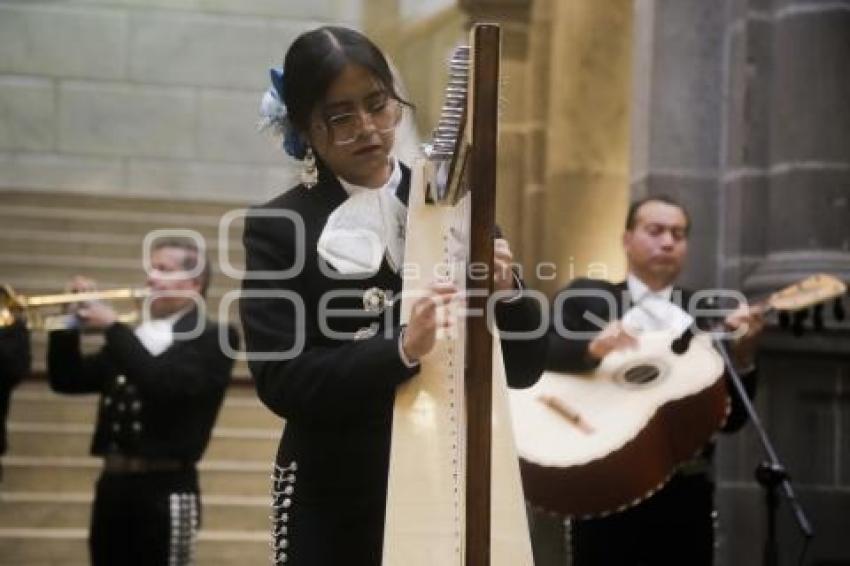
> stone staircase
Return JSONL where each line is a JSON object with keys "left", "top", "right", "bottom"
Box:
{"left": 1, "top": 381, "right": 282, "bottom": 565}
{"left": 0, "top": 189, "right": 283, "bottom": 563}
{"left": 0, "top": 188, "right": 249, "bottom": 377}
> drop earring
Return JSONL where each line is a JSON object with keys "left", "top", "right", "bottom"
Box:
{"left": 301, "top": 146, "right": 318, "bottom": 188}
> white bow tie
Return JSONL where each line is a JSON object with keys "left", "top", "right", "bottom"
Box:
{"left": 134, "top": 318, "right": 174, "bottom": 356}
{"left": 317, "top": 161, "right": 407, "bottom": 276}
{"left": 622, "top": 292, "right": 694, "bottom": 335}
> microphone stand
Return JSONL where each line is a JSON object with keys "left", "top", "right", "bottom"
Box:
{"left": 711, "top": 337, "right": 814, "bottom": 566}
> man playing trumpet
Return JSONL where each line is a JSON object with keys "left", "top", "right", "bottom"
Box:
{"left": 47, "top": 237, "right": 239, "bottom": 566}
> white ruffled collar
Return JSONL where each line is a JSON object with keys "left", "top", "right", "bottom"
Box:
{"left": 133, "top": 305, "right": 191, "bottom": 356}
{"left": 623, "top": 273, "right": 692, "bottom": 334}
{"left": 317, "top": 159, "right": 407, "bottom": 276}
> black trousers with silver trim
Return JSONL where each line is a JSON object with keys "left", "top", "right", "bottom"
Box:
{"left": 89, "top": 467, "right": 200, "bottom": 566}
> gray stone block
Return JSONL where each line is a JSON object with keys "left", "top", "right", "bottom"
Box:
{"left": 772, "top": 0, "right": 850, "bottom": 10}
{"left": 769, "top": 12, "right": 850, "bottom": 163}
{"left": 647, "top": 0, "right": 724, "bottom": 171}
{"left": 760, "top": 342, "right": 841, "bottom": 485}
{"left": 0, "top": 76, "right": 56, "bottom": 151}
{"left": 0, "top": 4, "right": 127, "bottom": 80}
{"left": 58, "top": 81, "right": 196, "bottom": 158}
{"left": 128, "top": 12, "right": 309, "bottom": 89}
{"left": 723, "top": 174, "right": 769, "bottom": 259}
{"left": 197, "top": 90, "right": 282, "bottom": 164}
{"left": 767, "top": 169, "right": 850, "bottom": 252}
{"left": 62, "top": 0, "right": 197, "bottom": 11}
{"left": 199, "top": 0, "right": 346, "bottom": 20}
{"left": 38, "top": 0, "right": 358, "bottom": 22}
{"left": 0, "top": 151, "right": 124, "bottom": 193}
{"left": 725, "top": 16, "right": 773, "bottom": 170}
{"left": 126, "top": 158, "right": 269, "bottom": 202}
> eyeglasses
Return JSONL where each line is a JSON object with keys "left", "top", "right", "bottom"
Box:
{"left": 315, "top": 94, "right": 402, "bottom": 146}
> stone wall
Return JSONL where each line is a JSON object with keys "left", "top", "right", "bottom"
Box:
{"left": 632, "top": 0, "right": 850, "bottom": 563}
{"left": 0, "top": 0, "right": 360, "bottom": 204}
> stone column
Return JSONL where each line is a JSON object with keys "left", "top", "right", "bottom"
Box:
{"left": 732, "top": 0, "right": 850, "bottom": 295}
{"left": 537, "top": 0, "right": 634, "bottom": 296}
{"left": 716, "top": 1, "right": 850, "bottom": 563}
{"left": 630, "top": 0, "right": 727, "bottom": 289}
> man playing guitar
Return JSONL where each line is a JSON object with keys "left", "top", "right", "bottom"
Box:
{"left": 547, "top": 195, "right": 764, "bottom": 565}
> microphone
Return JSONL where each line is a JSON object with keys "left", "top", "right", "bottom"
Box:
{"left": 670, "top": 327, "right": 694, "bottom": 355}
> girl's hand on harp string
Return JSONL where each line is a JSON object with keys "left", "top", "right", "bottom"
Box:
{"left": 402, "top": 281, "right": 458, "bottom": 362}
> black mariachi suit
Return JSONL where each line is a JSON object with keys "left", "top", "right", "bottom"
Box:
{"left": 240, "top": 164, "right": 547, "bottom": 566}
{"left": 47, "top": 309, "right": 238, "bottom": 566}
{"left": 0, "top": 320, "right": 30, "bottom": 462}
{"left": 547, "top": 278, "right": 757, "bottom": 566}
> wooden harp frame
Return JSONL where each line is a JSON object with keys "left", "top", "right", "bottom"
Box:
{"left": 383, "top": 24, "right": 533, "bottom": 566}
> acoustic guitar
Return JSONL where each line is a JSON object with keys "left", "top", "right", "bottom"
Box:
{"left": 509, "top": 274, "right": 847, "bottom": 518}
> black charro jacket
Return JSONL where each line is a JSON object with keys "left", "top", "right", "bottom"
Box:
{"left": 47, "top": 308, "right": 238, "bottom": 463}
{"left": 240, "top": 164, "right": 547, "bottom": 502}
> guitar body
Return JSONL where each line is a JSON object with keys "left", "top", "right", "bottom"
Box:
{"left": 509, "top": 330, "right": 729, "bottom": 518}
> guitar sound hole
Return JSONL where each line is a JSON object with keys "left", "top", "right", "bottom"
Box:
{"left": 624, "top": 364, "right": 660, "bottom": 385}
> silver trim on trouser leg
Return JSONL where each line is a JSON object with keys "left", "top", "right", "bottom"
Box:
{"left": 169, "top": 492, "right": 198, "bottom": 566}
{"left": 270, "top": 461, "right": 297, "bottom": 565}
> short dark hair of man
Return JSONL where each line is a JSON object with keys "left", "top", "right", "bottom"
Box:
{"left": 625, "top": 195, "right": 691, "bottom": 236}
{"left": 151, "top": 238, "right": 212, "bottom": 297}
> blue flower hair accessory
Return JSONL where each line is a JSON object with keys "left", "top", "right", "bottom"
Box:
{"left": 258, "top": 68, "right": 306, "bottom": 159}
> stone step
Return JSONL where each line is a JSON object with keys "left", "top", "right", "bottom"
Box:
{"left": 6, "top": 423, "right": 279, "bottom": 461}
{"left": 0, "top": 252, "right": 245, "bottom": 283}
{"left": 9, "top": 382, "right": 280, "bottom": 430}
{"left": 0, "top": 189, "right": 249, "bottom": 217}
{"left": 0, "top": 528, "right": 269, "bottom": 565}
{"left": 2, "top": 457, "right": 273, "bottom": 497}
{"left": 0, "top": 492, "right": 270, "bottom": 532}
{"left": 0, "top": 227, "right": 245, "bottom": 263}
{"left": 0, "top": 276, "right": 241, "bottom": 304}
{"left": 0, "top": 205, "right": 237, "bottom": 241}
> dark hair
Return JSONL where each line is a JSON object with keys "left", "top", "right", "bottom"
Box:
{"left": 625, "top": 195, "right": 691, "bottom": 234}
{"left": 152, "top": 237, "right": 211, "bottom": 297}
{"left": 282, "top": 26, "right": 408, "bottom": 135}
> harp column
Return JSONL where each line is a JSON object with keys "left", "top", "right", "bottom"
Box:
{"left": 457, "top": 0, "right": 541, "bottom": 289}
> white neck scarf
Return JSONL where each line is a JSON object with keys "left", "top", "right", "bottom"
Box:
{"left": 317, "top": 159, "right": 407, "bottom": 276}
{"left": 133, "top": 308, "right": 189, "bottom": 356}
{"left": 622, "top": 273, "right": 693, "bottom": 335}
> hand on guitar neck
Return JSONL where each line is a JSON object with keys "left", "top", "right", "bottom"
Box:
{"left": 723, "top": 303, "right": 766, "bottom": 370}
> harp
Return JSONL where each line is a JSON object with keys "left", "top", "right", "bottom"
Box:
{"left": 383, "top": 24, "right": 534, "bottom": 566}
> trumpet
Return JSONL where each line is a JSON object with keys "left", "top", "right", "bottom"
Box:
{"left": 1, "top": 284, "right": 150, "bottom": 331}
